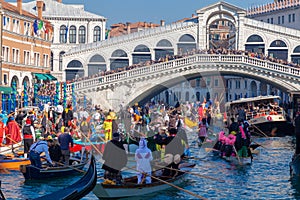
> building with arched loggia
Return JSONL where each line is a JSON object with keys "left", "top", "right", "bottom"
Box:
{"left": 18, "top": 0, "right": 107, "bottom": 81}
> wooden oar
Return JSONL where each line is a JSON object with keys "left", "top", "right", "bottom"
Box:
{"left": 154, "top": 163, "right": 225, "bottom": 183}
{"left": 126, "top": 166, "right": 207, "bottom": 200}
{"left": 232, "top": 146, "right": 242, "bottom": 165}
{"left": 80, "top": 131, "right": 104, "bottom": 156}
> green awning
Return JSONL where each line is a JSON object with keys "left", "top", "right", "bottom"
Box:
{"left": 34, "top": 73, "right": 48, "bottom": 80}
{"left": 44, "top": 74, "right": 57, "bottom": 81}
{"left": 0, "top": 86, "right": 12, "bottom": 94}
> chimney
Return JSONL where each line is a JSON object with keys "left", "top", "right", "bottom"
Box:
{"left": 150, "top": 22, "right": 153, "bottom": 28}
{"left": 36, "top": 1, "right": 43, "bottom": 20}
{"left": 144, "top": 22, "right": 147, "bottom": 28}
{"left": 160, "top": 20, "right": 165, "bottom": 26}
{"left": 57, "top": 0, "right": 62, "bottom": 2}
{"left": 192, "top": 14, "right": 195, "bottom": 18}
{"left": 17, "top": 0, "right": 22, "bottom": 15}
{"left": 126, "top": 22, "right": 131, "bottom": 34}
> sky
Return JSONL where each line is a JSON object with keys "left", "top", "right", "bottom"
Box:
{"left": 8, "top": 0, "right": 274, "bottom": 26}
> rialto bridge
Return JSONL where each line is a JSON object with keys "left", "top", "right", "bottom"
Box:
{"left": 62, "top": 1, "right": 300, "bottom": 110}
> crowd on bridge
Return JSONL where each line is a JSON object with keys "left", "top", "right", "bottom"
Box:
{"left": 70, "top": 47, "right": 300, "bottom": 83}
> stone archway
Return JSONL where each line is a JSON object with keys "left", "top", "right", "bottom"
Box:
{"left": 208, "top": 18, "right": 236, "bottom": 49}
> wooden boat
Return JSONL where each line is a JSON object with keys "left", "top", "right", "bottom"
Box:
{"left": 93, "top": 163, "right": 195, "bottom": 199}
{"left": 290, "top": 154, "right": 300, "bottom": 177}
{"left": 0, "top": 142, "right": 22, "bottom": 155}
{"left": 0, "top": 154, "right": 30, "bottom": 170}
{"left": 205, "top": 147, "right": 253, "bottom": 165}
{"left": 32, "top": 155, "right": 97, "bottom": 200}
{"left": 20, "top": 157, "right": 88, "bottom": 180}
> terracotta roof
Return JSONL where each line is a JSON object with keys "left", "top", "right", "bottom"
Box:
{"left": 109, "top": 21, "right": 160, "bottom": 37}
{"left": 1, "top": 0, "right": 37, "bottom": 19}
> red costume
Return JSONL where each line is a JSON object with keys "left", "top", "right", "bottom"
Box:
{"left": 0, "top": 121, "right": 4, "bottom": 144}
{"left": 5, "top": 119, "right": 21, "bottom": 145}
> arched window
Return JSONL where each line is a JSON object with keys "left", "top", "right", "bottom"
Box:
{"left": 132, "top": 44, "right": 151, "bottom": 64}
{"left": 270, "top": 40, "right": 287, "bottom": 47}
{"left": 59, "top": 51, "right": 65, "bottom": 71}
{"left": 178, "top": 34, "right": 196, "bottom": 54}
{"left": 93, "top": 26, "right": 101, "bottom": 42}
{"left": 59, "top": 25, "right": 67, "bottom": 43}
{"left": 79, "top": 26, "right": 86, "bottom": 44}
{"left": 246, "top": 35, "right": 264, "bottom": 43}
{"left": 69, "top": 25, "right": 76, "bottom": 43}
{"left": 155, "top": 39, "right": 174, "bottom": 60}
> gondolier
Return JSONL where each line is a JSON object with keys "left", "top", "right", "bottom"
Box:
{"left": 22, "top": 118, "right": 36, "bottom": 158}
{"left": 29, "top": 139, "right": 53, "bottom": 168}
{"left": 102, "top": 132, "right": 127, "bottom": 184}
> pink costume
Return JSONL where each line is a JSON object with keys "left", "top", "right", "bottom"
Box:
{"left": 225, "top": 134, "right": 236, "bottom": 146}
{"left": 239, "top": 126, "right": 247, "bottom": 139}
{"left": 218, "top": 131, "right": 226, "bottom": 144}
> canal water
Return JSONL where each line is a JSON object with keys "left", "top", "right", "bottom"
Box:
{"left": 1, "top": 135, "right": 299, "bottom": 199}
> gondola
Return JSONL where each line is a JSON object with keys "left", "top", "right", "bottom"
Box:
{"left": 205, "top": 147, "right": 253, "bottom": 165}
{"left": 32, "top": 155, "right": 97, "bottom": 200}
{"left": 93, "top": 163, "right": 195, "bottom": 199}
{"left": 290, "top": 154, "right": 300, "bottom": 177}
{"left": 20, "top": 157, "right": 88, "bottom": 180}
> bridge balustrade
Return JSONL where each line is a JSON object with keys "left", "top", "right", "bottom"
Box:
{"left": 67, "top": 54, "right": 300, "bottom": 93}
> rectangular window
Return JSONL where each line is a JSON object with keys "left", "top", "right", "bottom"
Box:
{"left": 206, "top": 78, "right": 211, "bottom": 86}
{"left": 34, "top": 53, "right": 40, "bottom": 66}
{"left": 12, "top": 49, "right": 19, "bottom": 63}
{"left": 3, "top": 74, "right": 7, "bottom": 85}
{"left": 282, "top": 16, "right": 284, "bottom": 24}
{"left": 271, "top": 18, "right": 273, "bottom": 24}
{"left": 23, "top": 51, "right": 30, "bottom": 65}
{"left": 214, "top": 79, "right": 219, "bottom": 87}
{"left": 293, "top": 13, "right": 295, "bottom": 22}
{"left": 289, "top": 14, "right": 291, "bottom": 23}
{"left": 43, "top": 54, "right": 48, "bottom": 67}
{"left": 278, "top": 16, "right": 280, "bottom": 24}
{"left": 267, "top": 18, "right": 270, "bottom": 23}
{"left": 244, "top": 80, "right": 247, "bottom": 89}
{"left": 4, "top": 47, "right": 10, "bottom": 62}
{"left": 236, "top": 80, "right": 240, "bottom": 89}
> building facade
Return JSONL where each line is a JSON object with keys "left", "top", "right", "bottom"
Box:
{"left": 18, "top": 0, "right": 107, "bottom": 81}
{"left": 247, "top": 0, "right": 300, "bottom": 30}
{"left": 1, "top": 0, "right": 53, "bottom": 92}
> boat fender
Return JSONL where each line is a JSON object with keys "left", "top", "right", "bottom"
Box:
{"left": 72, "top": 161, "right": 79, "bottom": 165}
{"left": 267, "top": 116, "right": 272, "bottom": 121}
{"left": 164, "top": 154, "right": 173, "bottom": 165}
{"left": 20, "top": 165, "right": 26, "bottom": 173}
{"left": 174, "top": 154, "right": 181, "bottom": 164}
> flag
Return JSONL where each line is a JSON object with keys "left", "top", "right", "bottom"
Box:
{"left": 38, "top": 20, "right": 44, "bottom": 30}
{"left": 33, "top": 20, "right": 38, "bottom": 35}
{"left": 105, "top": 29, "right": 110, "bottom": 39}
{"left": 45, "top": 21, "right": 52, "bottom": 34}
